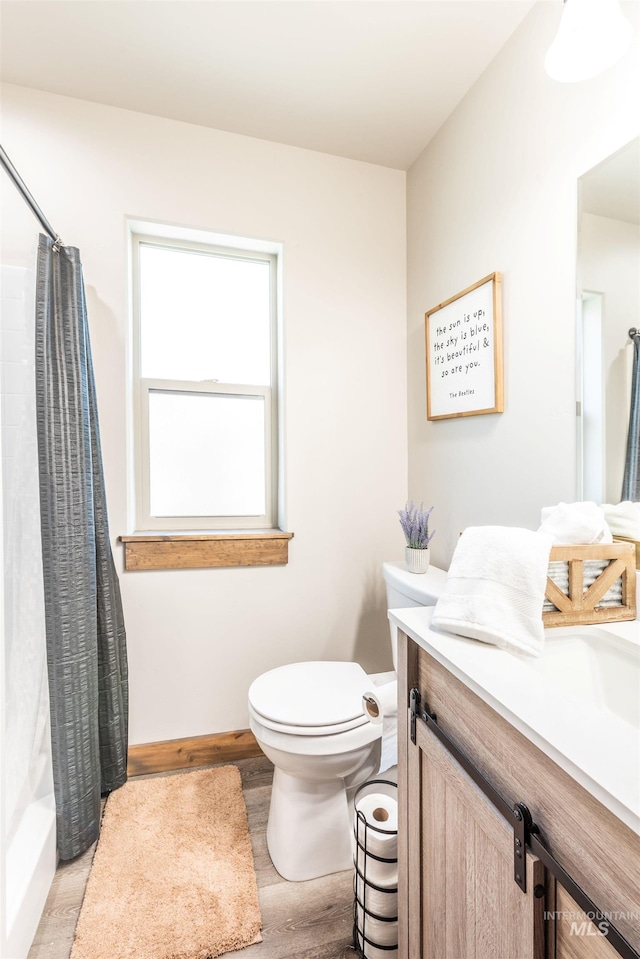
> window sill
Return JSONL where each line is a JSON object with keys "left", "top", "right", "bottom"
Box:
{"left": 118, "top": 531, "right": 294, "bottom": 571}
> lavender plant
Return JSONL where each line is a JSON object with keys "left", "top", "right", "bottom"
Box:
{"left": 398, "top": 501, "right": 435, "bottom": 549}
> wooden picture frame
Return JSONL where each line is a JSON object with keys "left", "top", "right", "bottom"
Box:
{"left": 425, "top": 272, "right": 503, "bottom": 421}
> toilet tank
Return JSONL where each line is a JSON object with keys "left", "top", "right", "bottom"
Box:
{"left": 382, "top": 561, "right": 448, "bottom": 669}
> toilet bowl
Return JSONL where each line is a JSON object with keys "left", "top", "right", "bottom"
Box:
{"left": 248, "top": 562, "right": 446, "bottom": 882}
{"left": 249, "top": 661, "right": 382, "bottom": 881}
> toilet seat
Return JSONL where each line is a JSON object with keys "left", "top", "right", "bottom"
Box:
{"left": 248, "top": 661, "right": 371, "bottom": 736}
{"left": 249, "top": 701, "right": 368, "bottom": 737}
{"left": 249, "top": 702, "right": 381, "bottom": 758}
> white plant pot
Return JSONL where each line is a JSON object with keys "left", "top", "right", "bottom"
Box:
{"left": 405, "top": 546, "right": 430, "bottom": 574}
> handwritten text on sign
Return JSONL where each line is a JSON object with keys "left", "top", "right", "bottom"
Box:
{"left": 427, "top": 278, "right": 496, "bottom": 418}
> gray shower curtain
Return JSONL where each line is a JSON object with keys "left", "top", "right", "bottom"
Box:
{"left": 622, "top": 329, "right": 640, "bottom": 502}
{"left": 35, "top": 234, "right": 128, "bottom": 861}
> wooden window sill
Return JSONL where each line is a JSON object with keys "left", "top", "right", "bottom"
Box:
{"left": 118, "top": 531, "right": 294, "bottom": 571}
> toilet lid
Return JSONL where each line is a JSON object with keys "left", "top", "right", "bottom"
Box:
{"left": 249, "top": 661, "right": 370, "bottom": 729}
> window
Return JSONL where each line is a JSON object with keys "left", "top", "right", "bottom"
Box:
{"left": 131, "top": 233, "right": 279, "bottom": 533}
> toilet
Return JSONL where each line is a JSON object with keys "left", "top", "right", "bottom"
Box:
{"left": 248, "top": 561, "right": 447, "bottom": 881}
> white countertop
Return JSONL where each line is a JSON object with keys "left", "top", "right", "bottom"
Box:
{"left": 389, "top": 606, "right": 640, "bottom": 835}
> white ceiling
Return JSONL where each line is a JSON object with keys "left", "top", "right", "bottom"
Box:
{"left": 0, "top": 0, "right": 535, "bottom": 170}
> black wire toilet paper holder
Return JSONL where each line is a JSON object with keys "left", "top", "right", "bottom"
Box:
{"left": 352, "top": 778, "right": 398, "bottom": 958}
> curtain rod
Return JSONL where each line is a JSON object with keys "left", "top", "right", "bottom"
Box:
{"left": 0, "top": 143, "right": 63, "bottom": 248}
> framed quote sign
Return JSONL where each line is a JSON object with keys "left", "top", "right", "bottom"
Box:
{"left": 425, "top": 272, "right": 503, "bottom": 421}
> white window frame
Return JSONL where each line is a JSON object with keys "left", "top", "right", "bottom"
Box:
{"left": 131, "top": 233, "right": 278, "bottom": 532}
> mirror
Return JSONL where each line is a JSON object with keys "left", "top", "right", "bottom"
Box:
{"left": 577, "top": 136, "right": 640, "bottom": 505}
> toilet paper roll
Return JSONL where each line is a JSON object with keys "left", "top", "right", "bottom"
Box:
{"left": 354, "top": 927, "right": 398, "bottom": 959}
{"left": 363, "top": 681, "right": 397, "bottom": 724}
{"left": 355, "top": 873, "right": 398, "bottom": 918}
{"left": 355, "top": 845, "right": 398, "bottom": 889}
{"left": 363, "top": 681, "right": 398, "bottom": 772}
{"left": 354, "top": 792, "right": 398, "bottom": 851}
{"left": 365, "top": 945, "right": 397, "bottom": 959}
{"left": 354, "top": 792, "right": 398, "bottom": 886}
{"left": 355, "top": 905, "right": 398, "bottom": 948}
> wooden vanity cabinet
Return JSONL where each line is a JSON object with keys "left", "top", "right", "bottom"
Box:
{"left": 397, "top": 631, "right": 640, "bottom": 959}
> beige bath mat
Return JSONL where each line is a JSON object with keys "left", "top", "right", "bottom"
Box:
{"left": 71, "top": 765, "right": 262, "bottom": 959}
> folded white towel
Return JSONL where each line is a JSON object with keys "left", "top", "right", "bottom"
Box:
{"left": 538, "top": 501, "right": 613, "bottom": 545}
{"left": 431, "top": 526, "right": 553, "bottom": 657}
{"left": 602, "top": 501, "right": 640, "bottom": 540}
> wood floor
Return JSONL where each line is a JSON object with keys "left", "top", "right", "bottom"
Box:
{"left": 27, "top": 756, "right": 358, "bottom": 959}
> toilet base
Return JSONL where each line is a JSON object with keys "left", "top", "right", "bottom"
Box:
{"left": 266, "top": 767, "right": 353, "bottom": 881}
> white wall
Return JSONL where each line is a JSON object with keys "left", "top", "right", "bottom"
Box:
{"left": 407, "top": 1, "right": 640, "bottom": 569}
{"left": 579, "top": 213, "right": 640, "bottom": 502}
{"left": 0, "top": 83, "right": 407, "bottom": 744}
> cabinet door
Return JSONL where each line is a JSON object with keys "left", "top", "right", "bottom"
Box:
{"left": 554, "top": 886, "right": 620, "bottom": 959}
{"left": 406, "top": 716, "right": 545, "bottom": 959}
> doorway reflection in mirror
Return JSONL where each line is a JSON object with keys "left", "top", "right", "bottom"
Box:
{"left": 577, "top": 136, "right": 640, "bottom": 503}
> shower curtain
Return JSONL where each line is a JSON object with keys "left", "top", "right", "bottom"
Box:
{"left": 622, "top": 329, "right": 640, "bottom": 502}
{"left": 35, "top": 234, "right": 128, "bottom": 861}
